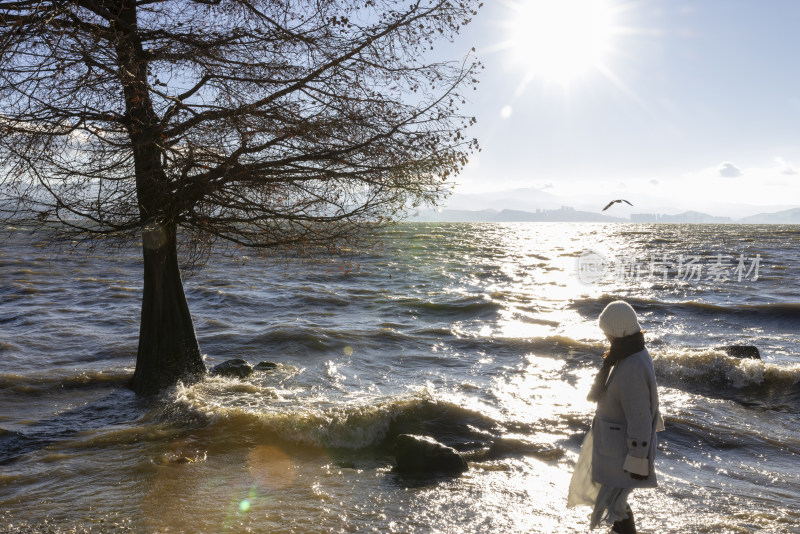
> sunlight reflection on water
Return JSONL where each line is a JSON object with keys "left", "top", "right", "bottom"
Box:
{"left": 2, "top": 223, "right": 800, "bottom": 532}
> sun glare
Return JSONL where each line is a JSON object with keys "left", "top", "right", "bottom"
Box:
{"left": 505, "top": 0, "right": 615, "bottom": 84}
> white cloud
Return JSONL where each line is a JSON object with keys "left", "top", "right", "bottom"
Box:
{"left": 775, "top": 157, "right": 797, "bottom": 175}
{"left": 500, "top": 105, "right": 513, "bottom": 119}
{"left": 649, "top": 179, "right": 659, "bottom": 185}
{"left": 718, "top": 162, "right": 743, "bottom": 178}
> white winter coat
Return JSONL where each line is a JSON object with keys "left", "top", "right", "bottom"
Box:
{"left": 591, "top": 348, "right": 663, "bottom": 489}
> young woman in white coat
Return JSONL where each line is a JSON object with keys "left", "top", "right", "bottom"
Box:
{"left": 585, "top": 300, "right": 663, "bottom": 534}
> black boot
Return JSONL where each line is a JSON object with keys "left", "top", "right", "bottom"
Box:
{"left": 611, "top": 506, "right": 636, "bottom": 534}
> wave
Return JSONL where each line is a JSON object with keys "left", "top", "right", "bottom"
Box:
{"left": 0, "top": 313, "right": 24, "bottom": 326}
{"left": 229, "top": 325, "right": 421, "bottom": 355}
{"left": 0, "top": 387, "right": 143, "bottom": 465}
{"left": 446, "top": 334, "right": 604, "bottom": 361}
{"left": 653, "top": 348, "right": 800, "bottom": 402}
{"left": 526, "top": 335, "right": 604, "bottom": 353}
{"left": 571, "top": 295, "right": 800, "bottom": 323}
{"left": 297, "top": 293, "right": 354, "bottom": 307}
{"left": 396, "top": 295, "right": 503, "bottom": 318}
{"left": 171, "top": 383, "right": 502, "bottom": 452}
{"left": 251, "top": 325, "right": 598, "bottom": 363}
{"left": 242, "top": 327, "right": 340, "bottom": 353}
{"left": 0, "top": 369, "right": 133, "bottom": 393}
{"left": 0, "top": 341, "right": 21, "bottom": 352}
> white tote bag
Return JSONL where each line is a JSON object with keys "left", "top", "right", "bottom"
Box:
{"left": 567, "top": 428, "right": 601, "bottom": 508}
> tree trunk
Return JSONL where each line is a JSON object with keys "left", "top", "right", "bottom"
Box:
{"left": 105, "top": 1, "right": 206, "bottom": 395}
{"left": 129, "top": 222, "right": 206, "bottom": 396}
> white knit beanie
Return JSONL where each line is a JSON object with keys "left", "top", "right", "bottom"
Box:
{"left": 598, "top": 300, "right": 641, "bottom": 338}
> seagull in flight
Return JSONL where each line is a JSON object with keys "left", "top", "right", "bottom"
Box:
{"left": 602, "top": 199, "right": 633, "bottom": 211}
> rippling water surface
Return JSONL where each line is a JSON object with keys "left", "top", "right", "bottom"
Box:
{"left": 1, "top": 223, "right": 799, "bottom": 533}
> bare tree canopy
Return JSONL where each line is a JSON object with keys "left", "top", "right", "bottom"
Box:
{"left": 1, "top": 0, "right": 480, "bottom": 249}
{"left": 0, "top": 0, "right": 481, "bottom": 395}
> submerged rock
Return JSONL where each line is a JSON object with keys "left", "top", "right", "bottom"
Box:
{"left": 393, "top": 434, "right": 468, "bottom": 475}
{"left": 464, "top": 437, "right": 565, "bottom": 462}
{"left": 254, "top": 361, "right": 279, "bottom": 371}
{"left": 210, "top": 359, "right": 254, "bottom": 379}
{"left": 718, "top": 345, "right": 760, "bottom": 359}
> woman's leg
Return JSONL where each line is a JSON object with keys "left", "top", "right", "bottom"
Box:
{"left": 611, "top": 505, "right": 636, "bottom": 534}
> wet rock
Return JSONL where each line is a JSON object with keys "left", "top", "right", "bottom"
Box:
{"left": 210, "top": 359, "right": 253, "bottom": 379}
{"left": 254, "top": 361, "right": 279, "bottom": 371}
{"left": 718, "top": 345, "right": 760, "bottom": 359}
{"left": 393, "top": 434, "right": 468, "bottom": 475}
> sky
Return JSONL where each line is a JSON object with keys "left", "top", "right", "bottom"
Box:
{"left": 442, "top": 0, "right": 800, "bottom": 217}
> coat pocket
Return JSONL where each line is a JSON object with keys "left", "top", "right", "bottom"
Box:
{"left": 595, "top": 419, "right": 626, "bottom": 458}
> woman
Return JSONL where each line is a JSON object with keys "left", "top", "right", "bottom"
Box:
{"left": 571, "top": 300, "right": 663, "bottom": 534}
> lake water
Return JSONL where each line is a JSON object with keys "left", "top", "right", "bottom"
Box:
{"left": 1, "top": 223, "right": 799, "bottom": 533}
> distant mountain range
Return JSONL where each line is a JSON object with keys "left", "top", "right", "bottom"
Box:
{"left": 738, "top": 207, "right": 800, "bottom": 224}
{"left": 409, "top": 206, "right": 800, "bottom": 224}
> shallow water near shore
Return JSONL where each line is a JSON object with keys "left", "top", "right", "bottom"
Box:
{"left": 2, "top": 223, "right": 799, "bottom": 533}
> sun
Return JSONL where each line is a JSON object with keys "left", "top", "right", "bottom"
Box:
{"left": 504, "top": 0, "right": 616, "bottom": 84}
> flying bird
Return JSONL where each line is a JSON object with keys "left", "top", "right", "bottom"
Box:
{"left": 602, "top": 199, "right": 633, "bottom": 211}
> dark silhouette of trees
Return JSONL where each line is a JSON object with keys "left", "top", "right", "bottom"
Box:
{"left": 0, "top": 0, "right": 481, "bottom": 395}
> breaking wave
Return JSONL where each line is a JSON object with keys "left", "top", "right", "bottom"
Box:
{"left": 171, "top": 380, "right": 500, "bottom": 451}
{"left": 653, "top": 348, "right": 800, "bottom": 401}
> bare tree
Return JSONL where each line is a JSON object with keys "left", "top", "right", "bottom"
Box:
{"left": 0, "top": 0, "right": 481, "bottom": 395}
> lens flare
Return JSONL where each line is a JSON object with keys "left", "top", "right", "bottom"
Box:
{"left": 248, "top": 445, "right": 296, "bottom": 490}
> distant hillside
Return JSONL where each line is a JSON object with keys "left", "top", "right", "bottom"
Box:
{"left": 631, "top": 211, "right": 732, "bottom": 223}
{"left": 409, "top": 206, "right": 800, "bottom": 223}
{"left": 409, "top": 209, "right": 500, "bottom": 222}
{"left": 493, "top": 208, "right": 624, "bottom": 222}
{"left": 409, "top": 207, "right": 624, "bottom": 223}
{"left": 737, "top": 207, "right": 800, "bottom": 224}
